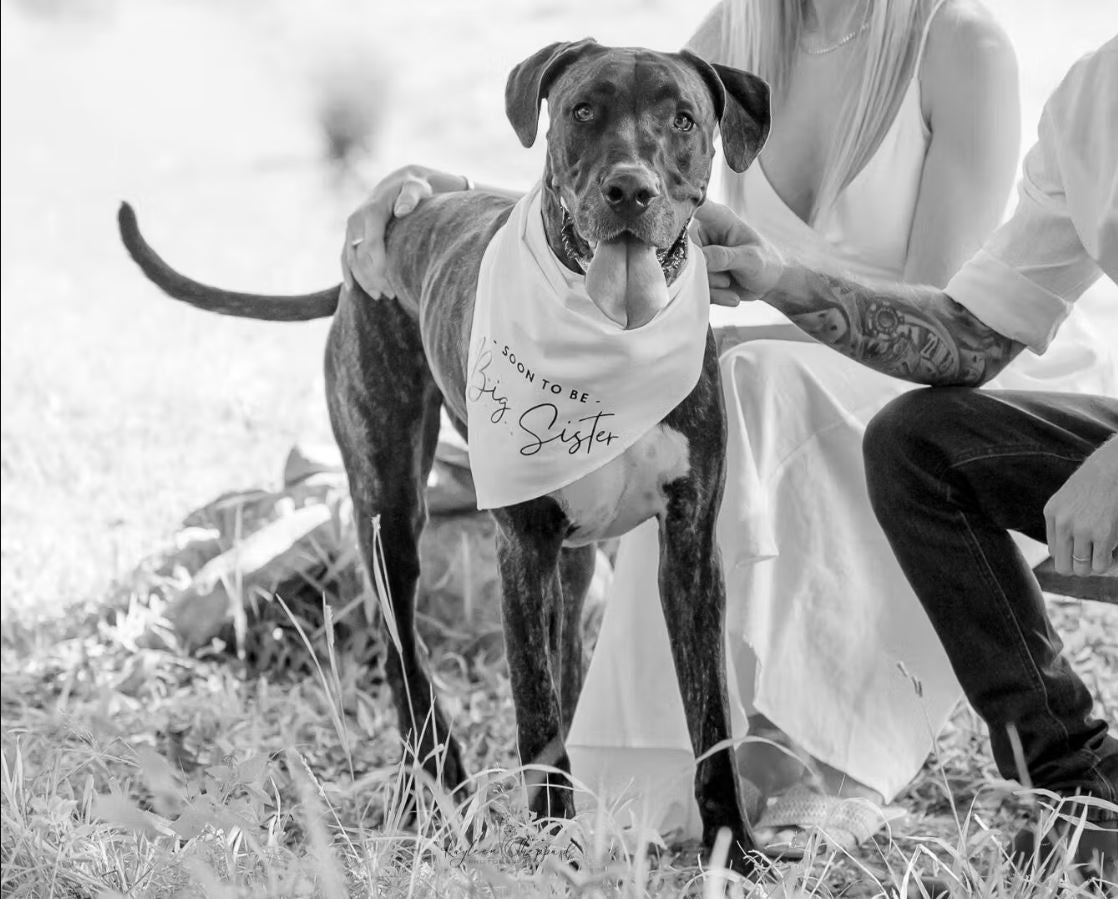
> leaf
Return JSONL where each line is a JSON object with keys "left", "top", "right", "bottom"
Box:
{"left": 370, "top": 514, "right": 402, "bottom": 654}
{"left": 355, "top": 694, "right": 378, "bottom": 737}
{"left": 236, "top": 752, "right": 271, "bottom": 788}
{"left": 134, "top": 744, "right": 182, "bottom": 800}
{"left": 92, "top": 790, "right": 167, "bottom": 838}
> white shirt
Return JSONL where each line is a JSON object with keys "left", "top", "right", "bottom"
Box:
{"left": 945, "top": 36, "right": 1118, "bottom": 354}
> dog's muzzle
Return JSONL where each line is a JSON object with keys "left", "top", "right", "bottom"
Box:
{"left": 560, "top": 207, "right": 690, "bottom": 282}
{"left": 559, "top": 205, "right": 691, "bottom": 329}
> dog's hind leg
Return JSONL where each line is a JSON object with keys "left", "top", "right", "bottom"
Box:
{"left": 325, "top": 291, "right": 467, "bottom": 794}
{"left": 492, "top": 501, "right": 578, "bottom": 821}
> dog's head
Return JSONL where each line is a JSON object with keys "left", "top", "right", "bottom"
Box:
{"left": 507, "top": 39, "right": 769, "bottom": 328}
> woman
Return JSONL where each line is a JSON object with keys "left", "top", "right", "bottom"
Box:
{"left": 343, "top": 0, "right": 1112, "bottom": 851}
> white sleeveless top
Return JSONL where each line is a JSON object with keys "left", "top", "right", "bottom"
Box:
{"left": 742, "top": 72, "right": 930, "bottom": 283}
{"left": 737, "top": 69, "right": 930, "bottom": 284}
{"left": 710, "top": 1, "right": 944, "bottom": 327}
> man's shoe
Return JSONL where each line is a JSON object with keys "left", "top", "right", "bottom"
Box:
{"left": 1009, "top": 804, "right": 1117, "bottom": 894}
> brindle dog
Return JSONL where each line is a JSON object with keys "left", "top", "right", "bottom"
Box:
{"left": 118, "top": 39, "right": 770, "bottom": 869}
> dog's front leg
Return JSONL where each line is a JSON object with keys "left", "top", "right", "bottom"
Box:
{"left": 657, "top": 481, "right": 755, "bottom": 869}
{"left": 657, "top": 341, "right": 756, "bottom": 870}
{"left": 492, "top": 499, "right": 577, "bottom": 821}
{"left": 557, "top": 544, "right": 596, "bottom": 728}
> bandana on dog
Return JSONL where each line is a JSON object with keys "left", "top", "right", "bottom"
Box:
{"left": 466, "top": 182, "right": 710, "bottom": 510}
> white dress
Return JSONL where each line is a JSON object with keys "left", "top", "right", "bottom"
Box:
{"left": 565, "top": 13, "right": 1117, "bottom": 839}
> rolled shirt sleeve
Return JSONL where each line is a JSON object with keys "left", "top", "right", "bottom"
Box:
{"left": 945, "top": 37, "right": 1117, "bottom": 354}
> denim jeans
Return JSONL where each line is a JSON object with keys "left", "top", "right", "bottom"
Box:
{"left": 863, "top": 387, "right": 1118, "bottom": 812}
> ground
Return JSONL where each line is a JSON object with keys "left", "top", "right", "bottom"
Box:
{"left": 1, "top": 0, "right": 1116, "bottom": 896}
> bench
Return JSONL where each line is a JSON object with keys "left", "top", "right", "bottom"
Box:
{"left": 1033, "top": 557, "right": 1118, "bottom": 603}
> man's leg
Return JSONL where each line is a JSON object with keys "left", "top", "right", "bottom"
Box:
{"left": 863, "top": 388, "right": 1118, "bottom": 802}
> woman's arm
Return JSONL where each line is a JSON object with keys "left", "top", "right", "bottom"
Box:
{"left": 903, "top": 0, "right": 1020, "bottom": 287}
{"left": 344, "top": 165, "right": 524, "bottom": 298}
{"left": 685, "top": 2, "right": 729, "bottom": 61}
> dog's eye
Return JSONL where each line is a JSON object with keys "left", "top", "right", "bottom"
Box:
{"left": 672, "top": 112, "right": 695, "bottom": 132}
{"left": 572, "top": 103, "right": 595, "bottom": 123}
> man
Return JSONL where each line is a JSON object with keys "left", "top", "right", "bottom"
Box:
{"left": 699, "top": 35, "right": 1117, "bottom": 883}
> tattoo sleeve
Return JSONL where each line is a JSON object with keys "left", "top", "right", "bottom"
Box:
{"left": 765, "top": 267, "right": 1025, "bottom": 386}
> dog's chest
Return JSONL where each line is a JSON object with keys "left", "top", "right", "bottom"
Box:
{"left": 550, "top": 424, "right": 691, "bottom": 546}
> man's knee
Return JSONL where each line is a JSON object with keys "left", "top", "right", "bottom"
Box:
{"left": 863, "top": 387, "right": 979, "bottom": 512}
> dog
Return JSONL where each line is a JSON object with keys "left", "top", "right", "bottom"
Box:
{"left": 118, "top": 39, "right": 770, "bottom": 869}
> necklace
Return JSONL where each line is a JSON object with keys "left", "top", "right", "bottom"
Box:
{"left": 800, "top": 5, "right": 871, "bottom": 55}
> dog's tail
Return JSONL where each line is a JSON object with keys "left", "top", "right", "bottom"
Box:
{"left": 118, "top": 203, "right": 339, "bottom": 321}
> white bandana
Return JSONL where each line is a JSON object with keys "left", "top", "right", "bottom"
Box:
{"left": 466, "top": 182, "right": 710, "bottom": 510}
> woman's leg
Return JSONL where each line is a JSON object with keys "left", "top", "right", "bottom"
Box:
{"left": 566, "top": 518, "right": 710, "bottom": 839}
{"left": 570, "top": 338, "right": 961, "bottom": 840}
{"left": 718, "top": 339, "right": 960, "bottom": 803}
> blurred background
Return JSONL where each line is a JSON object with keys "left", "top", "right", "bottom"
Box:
{"left": 2, "top": 0, "right": 1116, "bottom": 623}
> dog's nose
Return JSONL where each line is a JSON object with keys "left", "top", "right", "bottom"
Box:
{"left": 600, "top": 167, "right": 660, "bottom": 214}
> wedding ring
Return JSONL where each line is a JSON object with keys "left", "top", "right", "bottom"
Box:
{"left": 1072, "top": 553, "right": 1091, "bottom": 563}
{"left": 350, "top": 236, "right": 364, "bottom": 249}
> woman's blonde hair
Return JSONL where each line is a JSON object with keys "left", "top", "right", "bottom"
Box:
{"left": 709, "top": 0, "right": 938, "bottom": 224}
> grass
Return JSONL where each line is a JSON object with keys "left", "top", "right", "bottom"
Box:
{"left": 2, "top": 561, "right": 1115, "bottom": 896}
{"left": 2, "top": 0, "right": 1117, "bottom": 896}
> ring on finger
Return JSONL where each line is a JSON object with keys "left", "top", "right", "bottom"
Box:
{"left": 1072, "top": 553, "right": 1091, "bottom": 563}
{"left": 350, "top": 236, "right": 364, "bottom": 249}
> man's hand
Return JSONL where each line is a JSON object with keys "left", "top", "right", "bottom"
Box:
{"left": 692, "top": 201, "right": 784, "bottom": 306}
{"left": 1044, "top": 437, "right": 1118, "bottom": 576}
{"left": 342, "top": 165, "right": 469, "bottom": 298}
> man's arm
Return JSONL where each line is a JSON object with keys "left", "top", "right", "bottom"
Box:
{"left": 694, "top": 202, "right": 1025, "bottom": 386}
{"left": 765, "top": 264, "right": 1025, "bottom": 386}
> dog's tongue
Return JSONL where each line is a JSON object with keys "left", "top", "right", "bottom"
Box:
{"left": 585, "top": 235, "right": 669, "bottom": 329}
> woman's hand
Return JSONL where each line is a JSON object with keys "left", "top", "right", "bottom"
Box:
{"left": 692, "top": 201, "right": 785, "bottom": 306}
{"left": 342, "top": 165, "right": 471, "bottom": 298}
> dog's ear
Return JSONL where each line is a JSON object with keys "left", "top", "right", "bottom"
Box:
{"left": 680, "top": 50, "right": 771, "bottom": 172}
{"left": 506, "top": 39, "right": 601, "bottom": 148}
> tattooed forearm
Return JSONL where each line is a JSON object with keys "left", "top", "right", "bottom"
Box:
{"left": 765, "top": 268, "right": 1024, "bottom": 386}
